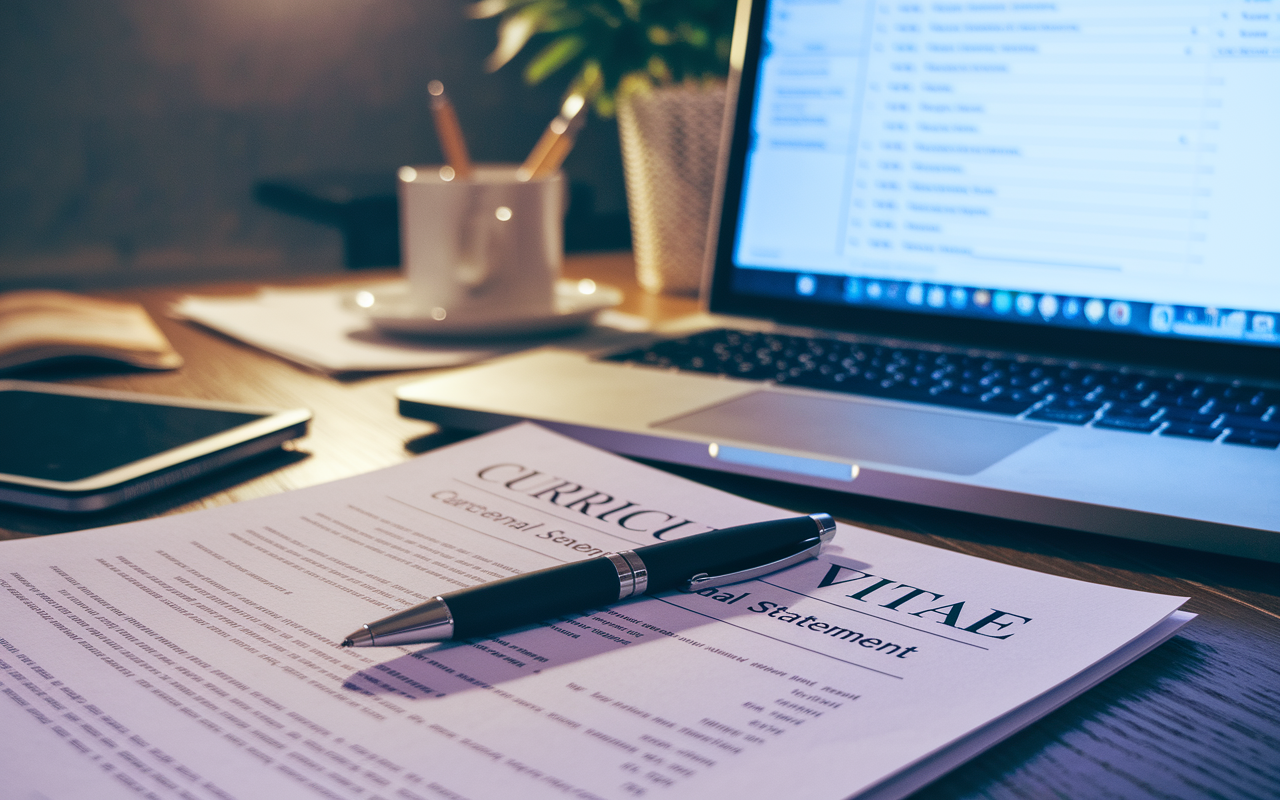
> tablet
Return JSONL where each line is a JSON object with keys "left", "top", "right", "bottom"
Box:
{"left": 0, "top": 380, "right": 311, "bottom": 512}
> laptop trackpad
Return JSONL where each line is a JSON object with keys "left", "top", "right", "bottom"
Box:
{"left": 654, "top": 391, "right": 1053, "bottom": 476}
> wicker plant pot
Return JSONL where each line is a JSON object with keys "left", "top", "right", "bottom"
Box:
{"left": 617, "top": 82, "right": 727, "bottom": 295}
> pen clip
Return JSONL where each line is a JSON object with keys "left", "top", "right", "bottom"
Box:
{"left": 684, "top": 536, "right": 830, "bottom": 592}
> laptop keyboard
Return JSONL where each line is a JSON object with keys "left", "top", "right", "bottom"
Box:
{"left": 603, "top": 329, "right": 1280, "bottom": 449}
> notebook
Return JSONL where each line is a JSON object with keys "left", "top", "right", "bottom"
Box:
{"left": 398, "top": 0, "right": 1280, "bottom": 563}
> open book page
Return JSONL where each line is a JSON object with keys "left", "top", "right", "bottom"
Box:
{"left": 0, "top": 289, "right": 182, "bottom": 371}
{"left": 0, "top": 423, "right": 1190, "bottom": 800}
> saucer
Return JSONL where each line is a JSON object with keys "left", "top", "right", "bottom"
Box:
{"left": 353, "top": 279, "right": 623, "bottom": 336}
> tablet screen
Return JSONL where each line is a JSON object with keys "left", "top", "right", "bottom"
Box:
{"left": 1, "top": 390, "right": 266, "bottom": 482}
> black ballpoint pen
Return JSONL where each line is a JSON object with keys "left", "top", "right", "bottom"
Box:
{"left": 341, "top": 513, "right": 836, "bottom": 648}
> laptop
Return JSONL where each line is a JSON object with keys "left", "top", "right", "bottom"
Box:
{"left": 398, "top": 0, "right": 1280, "bottom": 563}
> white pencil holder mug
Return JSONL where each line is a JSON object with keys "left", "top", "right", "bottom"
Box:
{"left": 397, "top": 164, "right": 565, "bottom": 322}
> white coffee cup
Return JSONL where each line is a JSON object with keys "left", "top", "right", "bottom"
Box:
{"left": 397, "top": 164, "right": 565, "bottom": 322}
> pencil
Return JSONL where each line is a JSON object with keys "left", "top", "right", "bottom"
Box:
{"left": 517, "top": 93, "right": 587, "bottom": 181}
{"left": 529, "top": 111, "right": 586, "bottom": 179}
{"left": 428, "top": 80, "right": 474, "bottom": 180}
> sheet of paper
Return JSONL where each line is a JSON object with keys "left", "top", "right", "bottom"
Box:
{"left": 172, "top": 288, "right": 652, "bottom": 375}
{"left": 172, "top": 287, "right": 506, "bottom": 373}
{"left": 0, "top": 424, "right": 1190, "bottom": 800}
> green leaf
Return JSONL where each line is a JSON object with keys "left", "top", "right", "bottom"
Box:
{"left": 524, "top": 34, "right": 588, "bottom": 85}
{"left": 646, "top": 54, "right": 672, "bottom": 83}
{"left": 676, "top": 22, "right": 708, "bottom": 48}
{"left": 467, "top": 0, "right": 515, "bottom": 20}
{"left": 583, "top": 2, "right": 624, "bottom": 29}
{"left": 477, "top": 0, "right": 733, "bottom": 116}
{"left": 485, "top": 11, "right": 538, "bottom": 72}
{"left": 573, "top": 59, "right": 604, "bottom": 96}
{"left": 530, "top": 4, "right": 590, "bottom": 33}
{"left": 646, "top": 25, "right": 673, "bottom": 46}
{"left": 616, "top": 0, "right": 642, "bottom": 23}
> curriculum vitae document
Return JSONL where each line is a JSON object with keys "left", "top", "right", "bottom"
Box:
{"left": 0, "top": 423, "right": 1192, "bottom": 800}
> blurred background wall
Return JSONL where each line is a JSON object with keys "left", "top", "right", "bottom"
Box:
{"left": 0, "top": 0, "right": 628, "bottom": 289}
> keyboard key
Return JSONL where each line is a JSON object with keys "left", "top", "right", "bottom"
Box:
{"left": 1220, "top": 386, "right": 1274, "bottom": 406}
{"left": 1104, "top": 388, "right": 1154, "bottom": 403}
{"left": 1221, "top": 414, "right": 1280, "bottom": 433}
{"left": 602, "top": 329, "right": 1270, "bottom": 439}
{"left": 1223, "top": 429, "right": 1280, "bottom": 449}
{"left": 1161, "top": 422, "right": 1221, "bottom": 441}
{"left": 789, "top": 370, "right": 1034, "bottom": 415}
{"left": 934, "top": 393, "right": 1036, "bottom": 416}
{"left": 1028, "top": 407, "right": 1095, "bottom": 425}
{"left": 1105, "top": 403, "right": 1160, "bottom": 421}
{"left": 1159, "top": 406, "right": 1220, "bottom": 424}
{"left": 1046, "top": 396, "right": 1103, "bottom": 412}
{"left": 1093, "top": 416, "right": 1162, "bottom": 433}
{"left": 1221, "top": 401, "right": 1268, "bottom": 417}
{"left": 1158, "top": 392, "right": 1209, "bottom": 410}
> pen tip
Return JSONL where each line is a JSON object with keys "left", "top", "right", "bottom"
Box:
{"left": 428, "top": 79, "right": 444, "bottom": 97}
{"left": 340, "top": 639, "right": 353, "bottom": 647}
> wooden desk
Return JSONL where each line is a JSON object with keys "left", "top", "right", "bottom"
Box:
{"left": 3, "top": 253, "right": 1277, "bottom": 798}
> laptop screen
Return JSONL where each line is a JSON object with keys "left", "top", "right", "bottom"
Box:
{"left": 717, "top": 0, "right": 1280, "bottom": 352}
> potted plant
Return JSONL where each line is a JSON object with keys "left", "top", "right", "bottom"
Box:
{"left": 470, "top": 0, "right": 737, "bottom": 294}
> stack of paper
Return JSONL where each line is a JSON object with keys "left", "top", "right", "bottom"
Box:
{"left": 172, "top": 287, "right": 651, "bottom": 375}
{"left": 0, "top": 424, "right": 1191, "bottom": 799}
{"left": 172, "top": 287, "right": 506, "bottom": 374}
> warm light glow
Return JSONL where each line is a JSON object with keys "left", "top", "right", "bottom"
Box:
{"left": 439, "top": 165, "right": 456, "bottom": 182}
{"left": 431, "top": 307, "right": 447, "bottom": 321}
{"left": 708, "top": 442, "right": 720, "bottom": 458}
{"left": 354, "top": 290, "right": 375, "bottom": 308}
{"left": 577, "top": 278, "right": 596, "bottom": 295}
{"left": 850, "top": 464, "right": 861, "bottom": 480}
{"left": 494, "top": 206, "right": 512, "bottom": 221}
{"left": 398, "top": 166, "right": 417, "bottom": 182}
{"left": 561, "top": 93, "right": 585, "bottom": 118}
